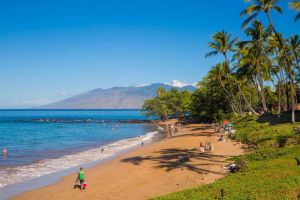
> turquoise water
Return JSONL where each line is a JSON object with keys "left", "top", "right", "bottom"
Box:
{"left": 0, "top": 109, "right": 158, "bottom": 188}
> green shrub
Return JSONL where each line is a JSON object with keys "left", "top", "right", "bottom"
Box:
{"left": 296, "top": 136, "right": 300, "bottom": 145}
{"left": 245, "top": 147, "right": 289, "bottom": 161}
{"left": 276, "top": 135, "right": 288, "bottom": 148}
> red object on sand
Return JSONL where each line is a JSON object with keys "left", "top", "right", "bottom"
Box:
{"left": 223, "top": 120, "right": 229, "bottom": 125}
{"left": 82, "top": 182, "right": 87, "bottom": 189}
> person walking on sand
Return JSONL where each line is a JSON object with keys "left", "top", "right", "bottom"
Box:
{"left": 3, "top": 148, "right": 6, "bottom": 160}
{"left": 199, "top": 143, "right": 205, "bottom": 152}
{"left": 75, "top": 167, "right": 85, "bottom": 190}
{"left": 101, "top": 147, "right": 104, "bottom": 153}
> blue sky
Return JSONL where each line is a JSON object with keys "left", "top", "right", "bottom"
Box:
{"left": 0, "top": 0, "right": 298, "bottom": 108}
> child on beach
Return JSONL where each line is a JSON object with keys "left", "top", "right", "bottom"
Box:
{"left": 74, "top": 167, "right": 86, "bottom": 190}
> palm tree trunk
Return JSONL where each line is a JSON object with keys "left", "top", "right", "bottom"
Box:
{"left": 266, "top": 11, "right": 295, "bottom": 123}
{"left": 218, "top": 78, "right": 239, "bottom": 115}
{"left": 237, "top": 84, "right": 260, "bottom": 115}
{"left": 257, "top": 73, "right": 268, "bottom": 112}
{"left": 278, "top": 83, "right": 281, "bottom": 115}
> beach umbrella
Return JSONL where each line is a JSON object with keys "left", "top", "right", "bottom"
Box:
{"left": 223, "top": 120, "right": 229, "bottom": 125}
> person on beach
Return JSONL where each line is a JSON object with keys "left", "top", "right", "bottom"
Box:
{"left": 3, "top": 148, "right": 6, "bottom": 160}
{"left": 199, "top": 143, "right": 205, "bottom": 152}
{"left": 101, "top": 147, "right": 104, "bottom": 153}
{"left": 75, "top": 167, "right": 85, "bottom": 190}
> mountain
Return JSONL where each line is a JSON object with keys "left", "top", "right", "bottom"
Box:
{"left": 39, "top": 83, "right": 196, "bottom": 109}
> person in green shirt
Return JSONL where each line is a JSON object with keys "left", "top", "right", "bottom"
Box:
{"left": 75, "top": 167, "right": 85, "bottom": 190}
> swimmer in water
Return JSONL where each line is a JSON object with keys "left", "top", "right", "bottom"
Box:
{"left": 3, "top": 148, "right": 7, "bottom": 160}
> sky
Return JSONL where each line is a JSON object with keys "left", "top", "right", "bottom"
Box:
{"left": 0, "top": 0, "right": 298, "bottom": 108}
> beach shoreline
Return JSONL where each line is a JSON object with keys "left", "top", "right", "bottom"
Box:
{"left": 11, "top": 122, "right": 244, "bottom": 200}
{"left": 0, "top": 124, "right": 163, "bottom": 200}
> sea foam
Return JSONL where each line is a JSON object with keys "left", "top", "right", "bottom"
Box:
{"left": 0, "top": 131, "right": 159, "bottom": 188}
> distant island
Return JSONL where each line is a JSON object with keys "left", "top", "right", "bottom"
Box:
{"left": 39, "top": 83, "right": 196, "bottom": 109}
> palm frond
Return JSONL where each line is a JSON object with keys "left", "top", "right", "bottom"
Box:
{"left": 290, "top": 1, "right": 300, "bottom": 10}
{"left": 228, "top": 37, "right": 238, "bottom": 47}
{"left": 247, "top": 5, "right": 261, "bottom": 14}
{"left": 208, "top": 42, "right": 220, "bottom": 50}
{"left": 242, "top": 13, "right": 258, "bottom": 29}
{"left": 273, "top": 5, "right": 283, "bottom": 14}
{"left": 205, "top": 51, "right": 219, "bottom": 58}
{"left": 295, "top": 12, "right": 300, "bottom": 22}
{"left": 240, "top": 8, "right": 248, "bottom": 17}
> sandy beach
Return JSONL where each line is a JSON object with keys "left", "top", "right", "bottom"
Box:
{"left": 12, "top": 123, "right": 244, "bottom": 200}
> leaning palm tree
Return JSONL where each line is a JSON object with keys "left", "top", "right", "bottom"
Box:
{"left": 209, "top": 63, "right": 240, "bottom": 115}
{"left": 290, "top": 1, "right": 300, "bottom": 22}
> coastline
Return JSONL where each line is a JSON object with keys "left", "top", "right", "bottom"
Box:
{"left": 0, "top": 125, "right": 163, "bottom": 200}
{"left": 11, "top": 122, "right": 244, "bottom": 200}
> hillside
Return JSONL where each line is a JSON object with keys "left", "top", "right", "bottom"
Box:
{"left": 39, "top": 83, "right": 196, "bottom": 109}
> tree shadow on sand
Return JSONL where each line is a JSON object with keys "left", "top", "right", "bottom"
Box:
{"left": 121, "top": 148, "right": 227, "bottom": 175}
{"left": 171, "top": 132, "right": 215, "bottom": 138}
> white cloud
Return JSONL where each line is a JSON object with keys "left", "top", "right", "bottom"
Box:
{"left": 59, "top": 91, "right": 69, "bottom": 96}
{"left": 164, "top": 80, "right": 191, "bottom": 88}
{"left": 133, "top": 83, "right": 151, "bottom": 87}
{"left": 59, "top": 91, "right": 81, "bottom": 97}
{"left": 191, "top": 82, "right": 199, "bottom": 87}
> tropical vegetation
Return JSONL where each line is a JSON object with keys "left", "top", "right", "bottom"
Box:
{"left": 142, "top": 87, "right": 191, "bottom": 121}
{"left": 143, "top": 0, "right": 300, "bottom": 124}
{"left": 143, "top": 0, "right": 300, "bottom": 199}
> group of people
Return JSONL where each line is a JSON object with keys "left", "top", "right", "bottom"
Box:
{"left": 218, "top": 133, "right": 226, "bottom": 142}
{"left": 199, "top": 142, "right": 214, "bottom": 152}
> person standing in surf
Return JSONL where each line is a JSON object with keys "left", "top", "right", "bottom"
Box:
{"left": 3, "top": 148, "right": 6, "bottom": 160}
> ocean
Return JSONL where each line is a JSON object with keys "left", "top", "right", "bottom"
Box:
{"left": 0, "top": 109, "right": 159, "bottom": 192}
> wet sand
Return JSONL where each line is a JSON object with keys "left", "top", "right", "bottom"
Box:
{"left": 12, "top": 123, "right": 244, "bottom": 200}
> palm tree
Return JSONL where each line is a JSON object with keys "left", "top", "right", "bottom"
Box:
{"left": 288, "top": 35, "right": 300, "bottom": 71}
{"left": 205, "top": 31, "right": 237, "bottom": 62}
{"left": 241, "top": 0, "right": 296, "bottom": 123}
{"left": 240, "top": 0, "right": 284, "bottom": 53}
{"left": 267, "top": 34, "right": 289, "bottom": 112}
{"left": 210, "top": 64, "right": 237, "bottom": 115}
{"left": 206, "top": 31, "right": 260, "bottom": 115}
{"left": 243, "top": 20, "right": 273, "bottom": 112}
{"left": 290, "top": 1, "right": 300, "bottom": 22}
{"left": 240, "top": 0, "right": 283, "bottom": 29}
{"left": 234, "top": 42, "right": 269, "bottom": 113}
